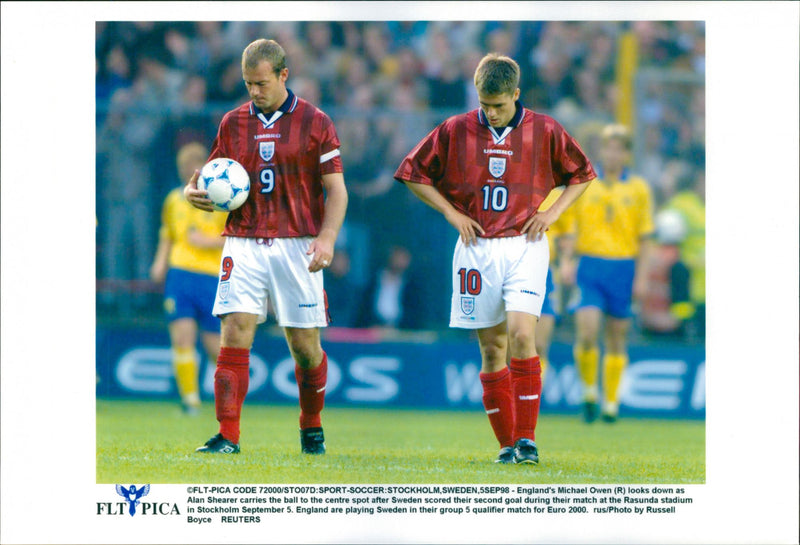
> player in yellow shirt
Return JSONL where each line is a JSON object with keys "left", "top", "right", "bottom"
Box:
{"left": 150, "top": 142, "right": 228, "bottom": 414}
{"left": 535, "top": 187, "right": 576, "bottom": 383}
{"left": 568, "top": 124, "right": 654, "bottom": 422}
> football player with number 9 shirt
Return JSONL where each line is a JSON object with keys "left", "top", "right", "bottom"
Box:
{"left": 395, "top": 54, "right": 596, "bottom": 464}
{"left": 184, "top": 39, "right": 348, "bottom": 456}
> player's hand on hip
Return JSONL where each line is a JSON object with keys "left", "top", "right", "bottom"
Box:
{"left": 307, "top": 236, "right": 334, "bottom": 273}
{"left": 184, "top": 169, "right": 215, "bottom": 212}
{"left": 522, "top": 209, "right": 555, "bottom": 242}
{"left": 445, "top": 209, "right": 485, "bottom": 246}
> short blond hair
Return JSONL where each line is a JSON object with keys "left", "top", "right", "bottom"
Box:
{"left": 601, "top": 124, "right": 632, "bottom": 151}
{"left": 241, "top": 38, "right": 286, "bottom": 73}
{"left": 176, "top": 142, "right": 207, "bottom": 169}
{"left": 473, "top": 53, "right": 520, "bottom": 96}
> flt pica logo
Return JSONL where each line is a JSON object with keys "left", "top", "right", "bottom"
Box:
{"left": 96, "top": 485, "right": 181, "bottom": 517}
{"left": 117, "top": 484, "right": 149, "bottom": 516}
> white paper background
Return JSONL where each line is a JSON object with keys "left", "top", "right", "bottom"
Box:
{"left": 1, "top": 2, "right": 798, "bottom": 544}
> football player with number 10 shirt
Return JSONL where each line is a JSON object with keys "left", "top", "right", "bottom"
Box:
{"left": 395, "top": 54, "right": 596, "bottom": 464}
{"left": 184, "top": 39, "right": 348, "bottom": 455}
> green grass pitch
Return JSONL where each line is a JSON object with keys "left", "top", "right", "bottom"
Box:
{"left": 97, "top": 399, "right": 704, "bottom": 484}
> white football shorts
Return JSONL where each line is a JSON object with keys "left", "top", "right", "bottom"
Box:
{"left": 212, "top": 236, "right": 327, "bottom": 328}
{"left": 449, "top": 234, "right": 549, "bottom": 329}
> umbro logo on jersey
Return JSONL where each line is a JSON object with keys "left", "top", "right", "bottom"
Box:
{"left": 521, "top": 289, "right": 540, "bottom": 297}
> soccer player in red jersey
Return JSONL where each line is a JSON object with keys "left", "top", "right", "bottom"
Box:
{"left": 395, "top": 54, "right": 596, "bottom": 464}
{"left": 184, "top": 39, "right": 348, "bottom": 455}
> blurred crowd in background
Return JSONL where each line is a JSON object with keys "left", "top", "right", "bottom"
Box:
{"left": 96, "top": 20, "right": 705, "bottom": 341}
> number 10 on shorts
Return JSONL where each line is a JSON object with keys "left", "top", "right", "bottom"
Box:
{"left": 458, "top": 268, "right": 482, "bottom": 295}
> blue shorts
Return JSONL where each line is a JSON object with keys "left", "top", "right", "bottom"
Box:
{"left": 573, "top": 256, "right": 635, "bottom": 319}
{"left": 164, "top": 268, "right": 221, "bottom": 332}
{"left": 540, "top": 267, "right": 557, "bottom": 317}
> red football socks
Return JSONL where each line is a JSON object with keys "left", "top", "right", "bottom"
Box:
{"left": 295, "top": 352, "right": 328, "bottom": 429}
{"left": 479, "top": 367, "right": 514, "bottom": 448}
{"left": 214, "top": 347, "right": 250, "bottom": 444}
{"left": 510, "top": 356, "right": 542, "bottom": 442}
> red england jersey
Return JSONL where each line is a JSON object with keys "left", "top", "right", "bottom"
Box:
{"left": 208, "top": 90, "right": 343, "bottom": 238}
{"left": 394, "top": 104, "right": 596, "bottom": 238}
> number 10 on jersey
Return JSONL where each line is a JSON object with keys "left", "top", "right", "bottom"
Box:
{"left": 482, "top": 184, "right": 508, "bottom": 211}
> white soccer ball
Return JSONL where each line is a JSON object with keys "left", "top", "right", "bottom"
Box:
{"left": 197, "top": 158, "right": 250, "bottom": 212}
{"left": 655, "top": 209, "right": 688, "bottom": 245}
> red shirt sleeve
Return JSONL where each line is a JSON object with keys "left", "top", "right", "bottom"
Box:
{"left": 394, "top": 122, "right": 449, "bottom": 186}
{"left": 318, "top": 113, "right": 343, "bottom": 175}
{"left": 550, "top": 120, "right": 596, "bottom": 187}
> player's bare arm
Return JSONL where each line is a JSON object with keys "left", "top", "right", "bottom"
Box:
{"left": 149, "top": 236, "right": 172, "bottom": 283}
{"left": 183, "top": 169, "right": 215, "bottom": 212}
{"left": 522, "top": 179, "right": 593, "bottom": 241}
{"left": 307, "top": 172, "right": 348, "bottom": 273}
{"left": 404, "top": 182, "right": 485, "bottom": 246}
{"left": 557, "top": 234, "right": 577, "bottom": 286}
{"left": 187, "top": 228, "right": 225, "bottom": 249}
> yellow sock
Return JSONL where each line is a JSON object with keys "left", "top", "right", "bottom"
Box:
{"left": 173, "top": 346, "right": 200, "bottom": 407}
{"left": 540, "top": 356, "right": 548, "bottom": 385}
{"left": 602, "top": 353, "right": 628, "bottom": 407}
{"left": 574, "top": 345, "right": 599, "bottom": 401}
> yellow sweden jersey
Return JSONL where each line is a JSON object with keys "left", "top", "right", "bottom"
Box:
{"left": 539, "top": 187, "right": 575, "bottom": 263}
{"left": 160, "top": 188, "right": 227, "bottom": 275}
{"left": 566, "top": 170, "right": 654, "bottom": 258}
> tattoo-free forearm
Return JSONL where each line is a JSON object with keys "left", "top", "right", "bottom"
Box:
{"left": 405, "top": 181, "right": 458, "bottom": 218}
{"left": 187, "top": 229, "right": 225, "bottom": 249}
{"left": 319, "top": 173, "right": 348, "bottom": 242}
{"left": 547, "top": 179, "right": 593, "bottom": 217}
{"left": 635, "top": 237, "right": 654, "bottom": 275}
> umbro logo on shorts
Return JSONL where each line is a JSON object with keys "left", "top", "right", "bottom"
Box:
{"left": 298, "top": 303, "right": 319, "bottom": 308}
{"left": 520, "top": 289, "right": 540, "bottom": 297}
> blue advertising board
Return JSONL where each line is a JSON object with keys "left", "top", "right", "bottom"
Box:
{"left": 97, "top": 327, "right": 705, "bottom": 419}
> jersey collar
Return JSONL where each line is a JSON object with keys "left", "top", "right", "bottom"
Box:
{"left": 249, "top": 88, "right": 299, "bottom": 128}
{"left": 477, "top": 100, "right": 525, "bottom": 145}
